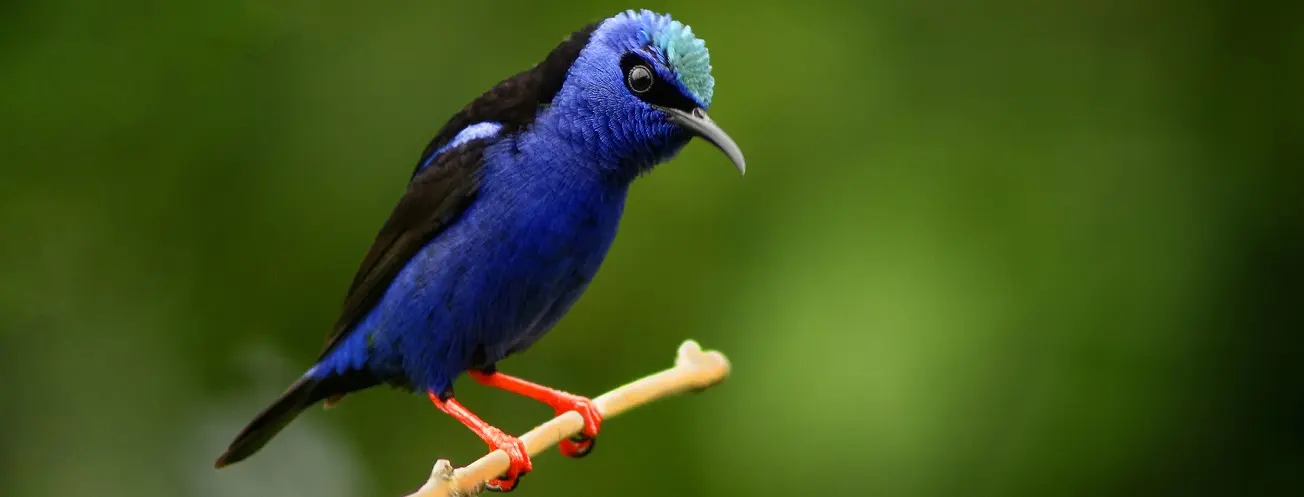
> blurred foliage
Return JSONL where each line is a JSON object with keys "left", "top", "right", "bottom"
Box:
{"left": 1, "top": 1, "right": 1301, "bottom": 496}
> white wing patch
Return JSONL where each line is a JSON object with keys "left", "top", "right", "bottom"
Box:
{"left": 419, "top": 122, "right": 503, "bottom": 171}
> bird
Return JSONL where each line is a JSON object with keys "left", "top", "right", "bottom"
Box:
{"left": 213, "top": 9, "right": 744, "bottom": 492}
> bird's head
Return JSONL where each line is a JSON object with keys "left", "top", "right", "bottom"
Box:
{"left": 555, "top": 10, "right": 745, "bottom": 176}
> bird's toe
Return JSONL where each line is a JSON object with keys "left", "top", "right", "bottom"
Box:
{"left": 482, "top": 431, "right": 532, "bottom": 492}
{"left": 559, "top": 435, "right": 596, "bottom": 458}
{"left": 553, "top": 394, "right": 601, "bottom": 459}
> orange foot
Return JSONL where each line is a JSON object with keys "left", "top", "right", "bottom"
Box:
{"left": 428, "top": 392, "right": 533, "bottom": 492}
{"left": 552, "top": 392, "right": 601, "bottom": 458}
{"left": 468, "top": 370, "right": 604, "bottom": 458}
{"left": 477, "top": 426, "right": 531, "bottom": 492}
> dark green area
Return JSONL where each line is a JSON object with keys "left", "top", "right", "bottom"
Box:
{"left": 2, "top": 1, "right": 1300, "bottom": 496}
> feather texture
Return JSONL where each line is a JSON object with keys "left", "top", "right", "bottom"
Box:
{"left": 218, "top": 10, "right": 728, "bottom": 467}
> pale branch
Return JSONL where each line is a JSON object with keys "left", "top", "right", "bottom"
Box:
{"left": 402, "top": 339, "right": 732, "bottom": 497}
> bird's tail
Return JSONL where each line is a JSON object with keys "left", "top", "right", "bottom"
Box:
{"left": 214, "top": 375, "right": 329, "bottom": 469}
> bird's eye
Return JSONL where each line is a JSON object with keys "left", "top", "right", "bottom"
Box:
{"left": 620, "top": 53, "right": 697, "bottom": 112}
{"left": 627, "top": 65, "right": 653, "bottom": 93}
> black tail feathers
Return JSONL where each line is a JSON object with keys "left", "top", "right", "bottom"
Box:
{"left": 214, "top": 376, "right": 323, "bottom": 468}
{"left": 215, "top": 369, "right": 382, "bottom": 468}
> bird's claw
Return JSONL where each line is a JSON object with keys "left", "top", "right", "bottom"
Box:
{"left": 560, "top": 434, "right": 596, "bottom": 458}
{"left": 552, "top": 394, "right": 602, "bottom": 459}
{"left": 480, "top": 428, "right": 532, "bottom": 492}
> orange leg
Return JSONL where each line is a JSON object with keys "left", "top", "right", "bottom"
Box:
{"left": 468, "top": 370, "right": 603, "bottom": 458}
{"left": 428, "top": 392, "right": 532, "bottom": 492}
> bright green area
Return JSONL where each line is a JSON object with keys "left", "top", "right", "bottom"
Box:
{"left": 1, "top": 1, "right": 1299, "bottom": 497}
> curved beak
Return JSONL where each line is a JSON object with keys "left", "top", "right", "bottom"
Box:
{"left": 658, "top": 106, "right": 746, "bottom": 175}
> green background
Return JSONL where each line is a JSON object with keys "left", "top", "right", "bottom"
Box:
{"left": 2, "top": 1, "right": 1300, "bottom": 496}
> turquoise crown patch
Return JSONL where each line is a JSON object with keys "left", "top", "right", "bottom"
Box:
{"left": 621, "top": 10, "right": 715, "bottom": 107}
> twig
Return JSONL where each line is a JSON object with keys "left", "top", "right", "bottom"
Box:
{"left": 402, "top": 339, "right": 732, "bottom": 497}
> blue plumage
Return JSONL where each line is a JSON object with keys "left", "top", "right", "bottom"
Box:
{"left": 216, "top": 10, "right": 744, "bottom": 488}
{"left": 317, "top": 126, "right": 629, "bottom": 396}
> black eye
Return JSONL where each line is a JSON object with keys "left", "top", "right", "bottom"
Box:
{"left": 620, "top": 53, "right": 698, "bottom": 112}
{"left": 627, "top": 65, "right": 653, "bottom": 93}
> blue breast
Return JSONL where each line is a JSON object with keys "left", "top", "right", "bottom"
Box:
{"left": 317, "top": 127, "right": 628, "bottom": 397}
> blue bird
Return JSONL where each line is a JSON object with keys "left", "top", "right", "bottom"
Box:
{"left": 214, "top": 10, "right": 744, "bottom": 491}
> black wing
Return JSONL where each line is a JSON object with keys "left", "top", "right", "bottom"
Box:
{"left": 316, "top": 21, "right": 601, "bottom": 359}
{"left": 318, "top": 142, "right": 486, "bottom": 359}
{"left": 409, "top": 22, "right": 600, "bottom": 177}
